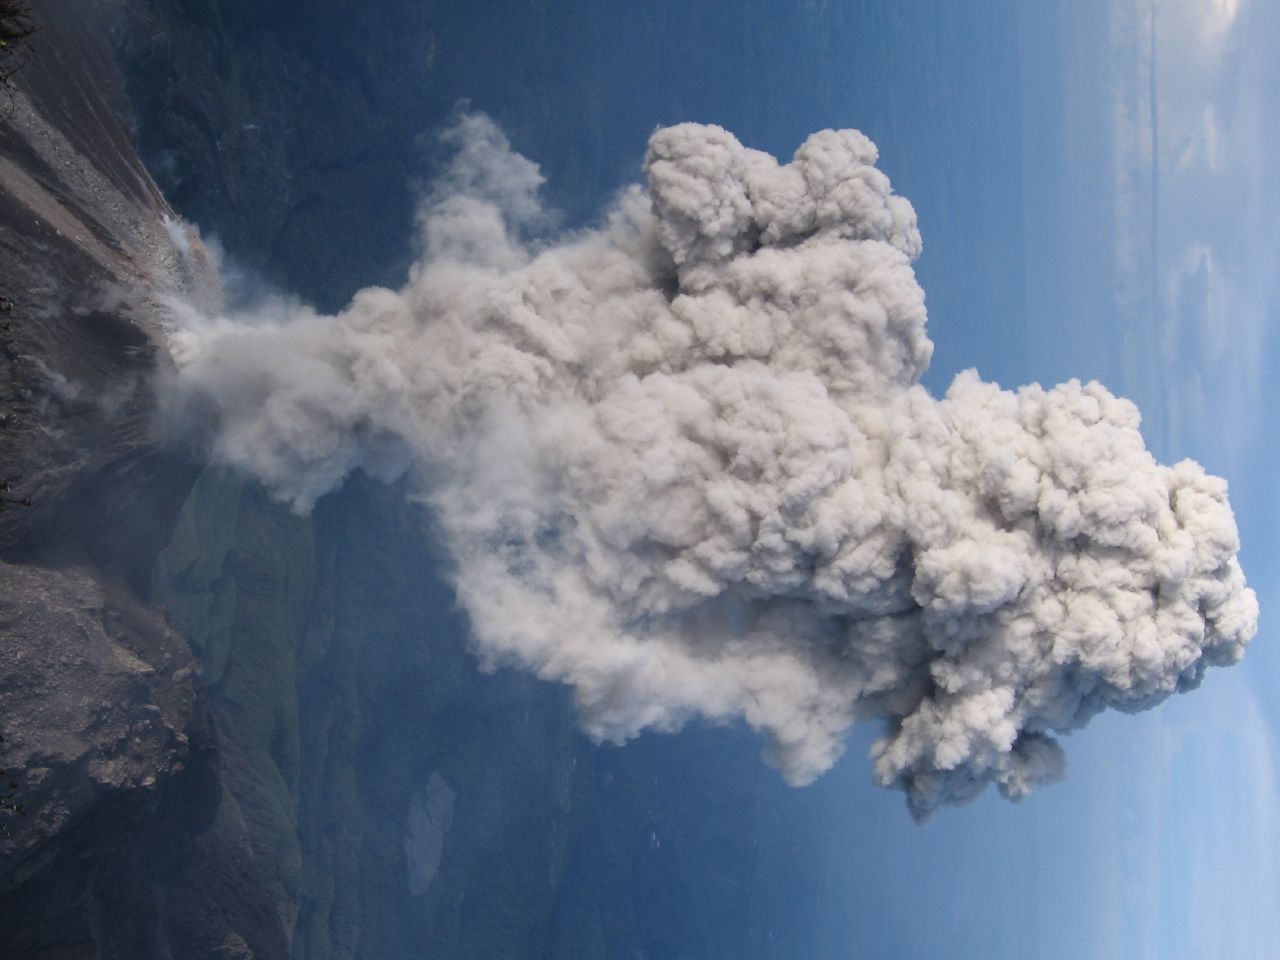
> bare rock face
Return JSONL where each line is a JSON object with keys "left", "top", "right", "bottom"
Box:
{"left": 0, "top": 0, "right": 214, "bottom": 587}
{"left": 0, "top": 563, "right": 198, "bottom": 885}
{"left": 0, "top": 0, "right": 210, "bottom": 878}
{"left": 0, "top": 2, "right": 290, "bottom": 958}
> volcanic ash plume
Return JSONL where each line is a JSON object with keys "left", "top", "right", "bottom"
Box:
{"left": 161, "top": 114, "right": 1258, "bottom": 818}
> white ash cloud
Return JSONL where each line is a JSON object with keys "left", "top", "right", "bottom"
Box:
{"left": 159, "top": 114, "right": 1258, "bottom": 818}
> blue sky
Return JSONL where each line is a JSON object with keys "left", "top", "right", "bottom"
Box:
{"left": 436, "top": 2, "right": 1278, "bottom": 954}
{"left": 712, "top": 2, "right": 1279, "bottom": 956}
{"left": 1010, "top": 2, "right": 1277, "bottom": 956}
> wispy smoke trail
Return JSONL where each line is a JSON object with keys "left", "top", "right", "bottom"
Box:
{"left": 160, "top": 114, "right": 1257, "bottom": 818}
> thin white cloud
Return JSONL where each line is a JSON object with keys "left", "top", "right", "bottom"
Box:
{"left": 1204, "top": 0, "right": 1242, "bottom": 38}
{"left": 1105, "top": 0, "right": 1277, "bottom": 468}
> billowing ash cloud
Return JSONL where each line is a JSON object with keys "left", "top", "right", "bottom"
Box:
{"left": 161, "top": 113, "right": 1258, "bottom": 818}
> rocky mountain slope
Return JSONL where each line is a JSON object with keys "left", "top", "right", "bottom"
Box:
{"left": 0, "top": 1, "right": 296, "bottom": 956}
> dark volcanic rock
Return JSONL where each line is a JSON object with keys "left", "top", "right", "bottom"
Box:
{"left": 0, "top": 563, "right": 211, "bottom": 957}
{"left": 0, "top": 557, "right": 300, "bottom": 960}
{"left": 0, "top": 563, "right": 200, "bottom": 878}
{"left": 0, "top": 2, "right": 290, "bottom": 957}
{"left": 0, "top": 0, "right": 213, "bottom": 589}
